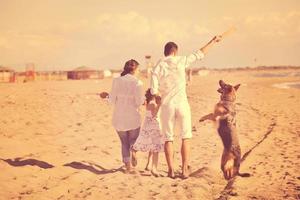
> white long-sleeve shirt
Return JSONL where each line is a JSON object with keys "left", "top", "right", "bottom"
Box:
{"left": 150, "top": 50, "right": 205, "bottom": 104}
{"left": 109, "top": 74, "right": 145, "bottom": 131}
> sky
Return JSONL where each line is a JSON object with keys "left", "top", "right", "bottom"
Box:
{"left": 0, "top": 0, "right": 300, "bottom": 71}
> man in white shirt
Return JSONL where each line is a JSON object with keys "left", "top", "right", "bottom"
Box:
{"left": 150, "top": 35, "right": 222, "bottom": 178}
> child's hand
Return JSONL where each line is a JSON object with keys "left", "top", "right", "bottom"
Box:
{"left": 100, "top": 92, "right": 109, "bottom": 99}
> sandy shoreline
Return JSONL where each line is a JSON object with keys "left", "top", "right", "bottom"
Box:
{"left": 0, "top": 69, "right": 299, "bottom": 200}
{"left": 272, "top": 82, "right": 300, "bottom": 89}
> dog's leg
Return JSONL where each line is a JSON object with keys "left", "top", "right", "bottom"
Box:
{"left": 199, "top": 113, "right": 216, "bottom": 122}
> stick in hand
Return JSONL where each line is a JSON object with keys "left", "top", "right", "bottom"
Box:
{"left": 213, "top": 26, "right": 237, "bottom": 43}
{"left": 220, "top": 26, "right": 237, "bottom": 39}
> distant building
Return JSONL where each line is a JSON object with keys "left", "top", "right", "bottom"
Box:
{"left": 25, "top": 63, "right": 36, "bottom": 82}
{"left": 67, "top": 66, "right": 103, "bottom": 80}
{"left": 36, "top": 71, "right": 68, "bottom": 81}
{"left": 15, "top": 72, "right": 26, "bottom": 83}
{"left": 194, "top": 69, "right": 210, "bottom": 76}
{"left": 103, "top": 69, "right": 112, "bottom": 78}
{"left": 111, "top": 69, "right": 122, "bottom": 78}
{"left": 0, "top": 66, "right": 15, "bottom": 83}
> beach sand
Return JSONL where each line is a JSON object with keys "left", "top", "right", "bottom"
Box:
{"left": 0, "top": 69, "right": 299, "bottom": 200}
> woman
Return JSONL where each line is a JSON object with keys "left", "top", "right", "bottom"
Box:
{"left": 100, "top": 59, "right": 144, "bottom": 173}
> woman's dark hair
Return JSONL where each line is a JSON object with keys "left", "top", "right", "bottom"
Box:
{"left": 121, "top": 59, "right": 139, "bottom": 76}
{"left": 164, "top": 41, "right": 178, "bottom": 56}
{"left": 145, "top": 88, "right": 155, "bottom": 104}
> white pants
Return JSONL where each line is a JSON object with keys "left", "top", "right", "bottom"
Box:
{"left": 160, "top": 99, "right": 192, "bottom": 141}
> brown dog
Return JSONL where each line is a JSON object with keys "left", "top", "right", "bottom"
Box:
{"left": 199, "top": 80, "right": 249, "bottom": 180}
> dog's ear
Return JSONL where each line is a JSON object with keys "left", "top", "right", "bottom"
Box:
{"left": 219, "top": 80, "right": 226, "bottom": 88}
{"left": 234, "top": 84, "right": 241, "bottom": 91}
{"left": 217, "top": 88, "right": 223, "bottom": 93}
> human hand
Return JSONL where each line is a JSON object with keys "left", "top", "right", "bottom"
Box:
{"left": 199, "top": 117, "right": 205, "bottom": 122}
{"left": 100, "top": 92, "right": 109, "bottom": 99}
{"left": 155, "top": 96, "right": 162, "bottom": 105}
{"left": 213, "top": 35, "right": 222, "bottom": 43}
{"left": 142, "top": 100, "right": 146, "bottom": 105}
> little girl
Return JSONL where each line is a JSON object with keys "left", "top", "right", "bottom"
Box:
{"left": 132, "top": 88, "right": 164, "bottom": 177}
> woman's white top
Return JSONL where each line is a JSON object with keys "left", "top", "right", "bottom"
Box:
{"left": 109, "top": 74, "right": 144, "bottom": 131}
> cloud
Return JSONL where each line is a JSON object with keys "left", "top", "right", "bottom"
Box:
{"left": 1, "top": 9, "right": 299, "bottom": 69}
{"left": 0, "top": 30, "right": 67, "bottom": 48}
{"left": 243, "top": 11, "right": 300, "bottom": 37}
{"left": 193, "top": 25, "right": 210, "bottom": 35}
{"left": 95, "top": 11, "right": 209, "bottom": 44}
{"left": 0, "top": 30, "right": 69, "bottom": 68}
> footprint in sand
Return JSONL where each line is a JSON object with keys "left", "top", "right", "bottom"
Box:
{"left": 42, "top": 186, "right": 49, "bottom": 190}
{"left": 19, "top": 189, "right": 34, "bottom": 195}
{"left": 82, "top": 145, "right": 98, "bottom": 151}
{"left": 101, "top": 150, "right": 110, "bottom": 155}
{"left": 57, "top": 195, "right": 65, "bottom": 200}
{"left": 171, "top": 183, "right": 178, "bottom": 187}
{"left": 82, "top": 192, "right": 92, "bottom": 198}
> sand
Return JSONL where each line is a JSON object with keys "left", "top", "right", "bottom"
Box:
{"left": 0, "top": 69, "right": 299, "bottom": 200}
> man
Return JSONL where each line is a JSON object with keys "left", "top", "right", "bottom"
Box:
{"left": 150, "top": 35, "right": 222, "bottom": 179}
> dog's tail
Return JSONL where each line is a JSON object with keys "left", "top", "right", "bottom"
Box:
{"left": 237, "top": 172, "right": 251, "bottom": 177}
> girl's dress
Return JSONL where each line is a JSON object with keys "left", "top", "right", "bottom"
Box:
{"left": 133, "top": 110, "right": 164, "bottom": 152}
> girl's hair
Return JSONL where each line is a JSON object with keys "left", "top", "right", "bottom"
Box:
{"left": 121, "top": 59, "right": 139, "bottom": 76}
{"left": 145, "top": 88, "right": 155, "bottom": 104}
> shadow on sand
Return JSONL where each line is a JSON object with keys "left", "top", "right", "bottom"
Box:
{"left": 189, "top": 167, "right": 209, "bottom": 178}
{"left": 1, "top": 158, "right": 54, "bottom": 169}
{"left": 63, "top": 161, "right": 123, "bottom": 175}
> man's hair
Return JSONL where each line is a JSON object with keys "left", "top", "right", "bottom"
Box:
{"left": 164, "top": 42, "right": 178, "bottom": 56}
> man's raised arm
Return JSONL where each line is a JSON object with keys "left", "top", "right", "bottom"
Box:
{"left": 186, "top": 35, "right": 222, "bottom": 67}
{"left": 200, "top": 35, "right": 222, "bottom": 54}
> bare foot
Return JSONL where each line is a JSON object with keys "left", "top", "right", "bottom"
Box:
{"left": 151, "top": 169, "right": 159, "bottom": 177}
{"left": 124, "top": 168, "right": 137, "bottom": 174}
{"left": 167, "top": 169, "right": 175, "bottom": 179}
{"left": 145, "top": 165, "right": 151, "bottom": 171}
{"left": 131, "top": 150, "right": 137, "bottom": 167}
{"left": 181, "top": 165, "right": 191, "bottom": 179}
